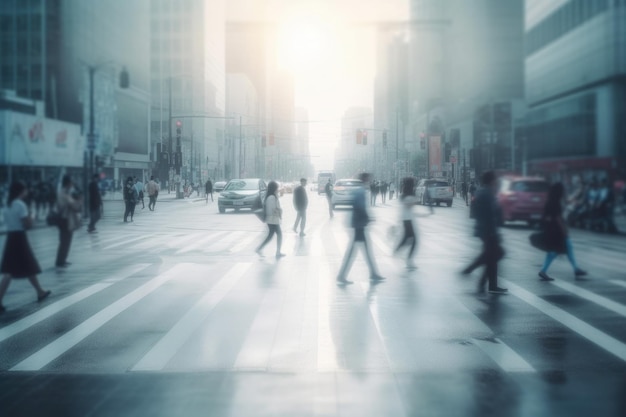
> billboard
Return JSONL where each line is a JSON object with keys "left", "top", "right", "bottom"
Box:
{"left": 429, "top": 135, "right": 442, "bottom": 173}
{"left": 0, "top": 111, "right": 83, "bottom": 167}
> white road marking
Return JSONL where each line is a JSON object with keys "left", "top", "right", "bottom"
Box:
{"left": 229, "top": 233, "right": 259, "bottom": 253}
{"left": 175, "top": 231, "right": 228, "bottom": 255}
{"left": 0, "top": 264, "right": 150, "bottom": 343}
{"left": 11, "top": 263, "right": 196, "bottom": 371}
{"left": 472, "top": 338, "right": 536, "bottom": 373}
{"left": 609, "top": 280, "right": 626, "bottom": 289}
{"left": 166, "top": 233, "right": 201, "bottom": 249}
{"left": 233, "top": 289, "right": 284, "bottom": 370}
{"left": 550, "top": 280, "right": 626, "bottom": 317}
{"left": 102, "top": 234, "right": 149, "bottom": 250}
{"left": 316, "top": 244, "right": 339, "bottom": 371}
{"left": 131, "top": 262, "right": 251, "bottom": 371}
{"left": 504, "top": 279, "right": 626, "bottom": 362}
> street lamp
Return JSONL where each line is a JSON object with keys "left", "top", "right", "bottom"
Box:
{"left": 85, "top": 63, "right": 129, "bottom": 214}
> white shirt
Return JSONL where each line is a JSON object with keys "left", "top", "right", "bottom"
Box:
{"left": 400, "top": 195, "right": 418, "bottom": 221}
{"left": 4, "top": 199, "right": 28, "bottom": 232}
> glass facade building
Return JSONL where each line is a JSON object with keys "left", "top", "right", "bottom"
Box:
{"left": 524, "top": 0, "right": 626, "bottom": 178}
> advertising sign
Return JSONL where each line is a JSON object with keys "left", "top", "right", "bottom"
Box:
{"left": 429, "top": 136, "right": 442, "bottom": 173}
{"left": 1, "top": 111, "right": 83, "bottom": 167}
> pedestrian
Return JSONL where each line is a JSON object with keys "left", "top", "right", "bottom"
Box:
{"left": 394, "top": 177, "right": 431, "bottom": 270}
{"left": 461, "top": 171, "right": 507, "bottom": 294}
{"left": 88, "top": 173, "right": 102, "bottom": 233}
{"left": 123, "top": 177, "right": 138, "bottom": 222}
{"left": 0, "top": 181, "right": 51, "bottom": 313}
{"left": 325, "top": 178, "right": 334, "bottom": 218}
{"left": 537, "top": 182, "right": 588, "bottom": 281}
{"left": 134, "top": 177, "right": 145, "bottom": 209}
{"left": 292, "top": 178, "right": 308, "bottom": 237}
{"left": 146, "top": 175, "right": 159, "bottom": 211}
{"left": 389, "top": 182, "right": 395, "bottom": 200}
{"left": 336, "top": 173, "right": 385, "bottom": 285}
{"left": 256, "top": 180, "right": 285, "bottom": 258}
{"left": 380, "top": 181, "right": 388, "bottom": 204}
{"left": 461, "top": 181, "right": 468, "bottom": 206}
{"left": 205, "top": 178, "right": 213, "bottom": 203}
{"left": 56, "top": 175, "right": 82, "bottom": 268}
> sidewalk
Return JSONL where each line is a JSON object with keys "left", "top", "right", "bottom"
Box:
{"left": 0, "top": 192, "right": 206, "bottom": 235}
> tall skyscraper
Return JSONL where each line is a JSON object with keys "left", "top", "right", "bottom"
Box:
{"left": 523, "top": 0, "right": 626, "bottom": 179}
{"left": 150, "top": 0, "right": 226, "bottom": 185}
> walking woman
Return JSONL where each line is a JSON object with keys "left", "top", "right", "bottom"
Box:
{"left": 0, "top": 181, "right": 51, "bottom": 313}
{"left": 538, "top": 182, "right": 587, "bottom": 281}
{"left": 394, "top": 177, "right": 429, "bottom": 270}
{"left": 256, "top": 181, "right": 285, "bottom": 258}
{"left": 56, "top": 175, "right": 82, "bottom": 268}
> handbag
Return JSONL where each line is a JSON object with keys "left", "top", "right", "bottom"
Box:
{"left": 46, "top": 210, "right": 62, "bottom": 227}
{"left": 529, "top": 232, "right": 548, "bottom": 252}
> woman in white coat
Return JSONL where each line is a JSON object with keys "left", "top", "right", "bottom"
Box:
{"left": 256, "top": 181, "right": 286, "bottom": 258}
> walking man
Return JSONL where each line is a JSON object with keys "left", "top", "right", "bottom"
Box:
{"left": 461, "top": 181, "right": 468, "bottom": 206}
{"left": 205, "top": 178, "right": 213, "bottom": 203}
{"left": 292, "top": 178, "right": 308, "bottom": 237}
{"left": 336, "top": 173, "right": 385, "bottom": 285}
{"left": 380, "top": 181, "right": 388, "bottom": 204}
{"left": 325, "top": 178, "right": 334, "bottom": 218}
{"left": 146, "top": 176, "right": 160, "bottom": 211}
{"left": 461, "top": 171, "right": 507, "bottom": 294}
{"left": 87, "top": 174, "right": 102, "bottom": 233}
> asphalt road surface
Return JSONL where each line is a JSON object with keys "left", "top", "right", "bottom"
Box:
{"left": 1, "top": 192, "right": 625, "bottom": 417}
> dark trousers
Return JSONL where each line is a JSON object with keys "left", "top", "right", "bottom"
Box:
{"left": 258, "top": 224, "right": 282, "bottom": 253}
{"left": 326, "top": 197, "right": 333, "bottom": 217}
{"left": 395, "top": 220, "right": 416, "bottom": 258}
{"left": 464, "top": 236, "right": 504, "bottom": 290}
{"left": 293, "top": 209, "right": 307, "bottom": 232}
{"left": 88, "top": 208, "right": 100, "bottom": 231}
{"left": 56, "top": 219, "right": 73, "bottom": 266}
{"left": 124, "top": 201, "right": 135, "bottom": 222}
{"left": 381, "top": 190, "right": 387, "bottom": 204}
{"left": 148, "top": 195, "right": 157, "bottom": 210}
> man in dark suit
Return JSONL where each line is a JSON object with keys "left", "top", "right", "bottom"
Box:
{"left": 292, "top": 178, "right": 308, "bottom": 237}
{"left": 88, "top": 174, "right": 102, "bottom": 233}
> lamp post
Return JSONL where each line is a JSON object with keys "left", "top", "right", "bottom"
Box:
{"left": 85, "top": 63, "right": 129, "bottom": 215}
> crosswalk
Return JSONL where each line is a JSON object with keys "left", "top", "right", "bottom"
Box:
{"left": 1, "top": 212, "right": 626, "bottom": 376}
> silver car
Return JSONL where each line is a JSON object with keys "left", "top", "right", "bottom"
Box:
{"left": 331, "top": 179, "right": 363, "bottom": 208}
{"left": 218, "top": 178, "right": 267, "bottom": 213}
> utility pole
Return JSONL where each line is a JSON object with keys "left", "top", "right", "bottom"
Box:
{"left": 238, "top": 115, "right": 242, "bottom": 178}
{"left": 168, "top": 78, "right": 172, "bottom": 194}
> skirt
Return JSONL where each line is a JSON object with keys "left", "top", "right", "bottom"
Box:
{"left": 0, "top": 231, "right": 42, "bottom": 278}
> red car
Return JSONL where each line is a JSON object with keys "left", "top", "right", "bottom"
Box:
{"left": 497, "top": 176, "right": 549, "bottom": 226}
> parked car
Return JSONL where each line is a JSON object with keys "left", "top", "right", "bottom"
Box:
{"left": 331, "top": 179, "right": 362, "bottom": 208}
{"left": 416, "top": 179, "right": 453, "bottom": 207}
{"left": 218, "top": 178, "right": 267, "bottom": 213}
{"left": 213, "top": 181, "right": 227, "bottom": 193}
{"left": 497, "top": 176, "right": 549, "bottom": 226}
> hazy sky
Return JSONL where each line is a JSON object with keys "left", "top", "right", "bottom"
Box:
{"left": 227, "top": 0, "right": 408, "bottom": 172}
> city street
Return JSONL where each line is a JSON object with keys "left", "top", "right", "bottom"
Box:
{"left": 1, "top": 193, "right": 626, "bottom": 417}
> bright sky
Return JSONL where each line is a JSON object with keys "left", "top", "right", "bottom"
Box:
{"left": 227, "top": 0, "right": 408, "bottom": 171}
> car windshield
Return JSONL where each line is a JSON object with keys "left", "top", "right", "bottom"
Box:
{"left": 224, "top": 179, "right": 258, "bottom": 191}
{"left": 511, "top": 181, "right": 549, "bottom": 192}
{"left": 336, "top": 180, "right": 361, "bottom": 187}
{"left": 426, "top": 181, "right": 449, "bottom": 187}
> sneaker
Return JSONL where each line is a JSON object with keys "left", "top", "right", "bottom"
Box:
{"left": 406, "top": 261, "right": 417, "bottom": 271}
{"left": 293, "top": 227, "right": 297, "bottom": 233}
{"left": 255, "top": 248, "right": 264, "bottom": 257}
{"left": 488, "top": 287, "right": 508, "bottom": 294}
{"left": 336, "top": 276, "right": 353, "bottom": 285}
{"left": 370, "top": 274, "right": 386, "bottom": 282}
{"left": 275, "top": 253, "right": 286, "bottom": 259}
{"left": 299, "top": 232, "right": 306, "bottom": 237}
{"left": 0, "top": 305, "right": 5, "bottom": 314}
{"left": 37, "top": 290, "right": 51, "bottom": 302}
{"left": 574, "top": 269, "right": 588, "bottom": 277}
{"left": 538, "top": 271, "right": 554, "bottom": 281}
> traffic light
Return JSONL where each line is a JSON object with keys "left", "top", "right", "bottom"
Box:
{"left": 382, "top": 130, "right": 387, "bottom": 148}
{"left": 119, "top": 67, "right": 130, "bottom": 89}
